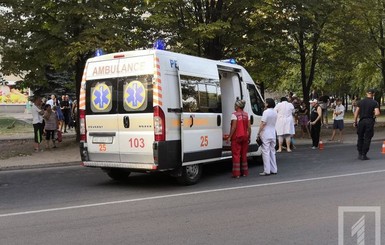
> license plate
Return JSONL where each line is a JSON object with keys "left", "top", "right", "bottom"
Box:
{"left": 92, "top": 136, "right": 113, "bottom": 144}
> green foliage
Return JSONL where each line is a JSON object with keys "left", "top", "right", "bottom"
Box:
{"left": 0, "top": 0, "right": 384, "bottom": 102}
{"left": 146, "top": 0, "right": 256, "bottom": 59}
{"left": 245, "top": 0, "right": 344, "bottom": 100}
{"left": 0, "top": 0, "right": 148, "bottom": 95}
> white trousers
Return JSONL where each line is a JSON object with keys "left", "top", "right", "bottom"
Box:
{"left": 261, "top": 137, "right": 277, "bottom": 174}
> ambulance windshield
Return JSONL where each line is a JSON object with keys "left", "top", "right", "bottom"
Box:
{"left": 247, "top": 84, "right": 264, "bottom": 116}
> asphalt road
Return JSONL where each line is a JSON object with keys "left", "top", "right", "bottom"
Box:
{"left": 0, "top": 142, "right": 384, "bottom": 245}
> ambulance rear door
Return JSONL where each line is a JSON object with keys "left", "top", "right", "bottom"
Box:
{"left": 117, "top": 74, "right": 154, "bottom": 165}
{"left": 111, "top": 54, "right": 156, "bottom": 165}
{"left": 85, "top": 72, "right": 120, "bottom": 162}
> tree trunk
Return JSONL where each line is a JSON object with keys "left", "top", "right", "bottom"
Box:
{"left": 380, "top": 1, "right": 385, "bottom": 106}
{"left": 74, "top": 56, "right": 87, "bottom": 142}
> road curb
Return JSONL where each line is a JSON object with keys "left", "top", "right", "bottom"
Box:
{"left": 0, "top": 161, "right": 81, "bottom": 171}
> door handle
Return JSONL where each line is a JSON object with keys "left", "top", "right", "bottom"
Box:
{"left": 217, "top": 115, "right": 221, "bottom": 126}
{"left": 123, "top": 116, "right": 130, "bottom": 128}
{"left": 190, "top": 115, "right": 194, "bottom": 128}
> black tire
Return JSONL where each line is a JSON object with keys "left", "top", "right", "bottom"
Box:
{"left": 176, "top": 164, "right": 203, "bottom": 185}
{"left": 103, "top": 168, "right": 131, "bottom": 181}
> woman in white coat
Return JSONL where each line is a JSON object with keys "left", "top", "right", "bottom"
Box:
{"left": 258, "top": 98, "right": 278, "bottom": 176}
{"left": 274, "top": 97, "right": 295, "bottom": 152}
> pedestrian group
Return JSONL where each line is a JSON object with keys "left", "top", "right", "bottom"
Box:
{"left": 227, "top": 88, "right": 381, "bottom": 178}
{"left": 31, "top": 93, "right": 77, "bottom": 152}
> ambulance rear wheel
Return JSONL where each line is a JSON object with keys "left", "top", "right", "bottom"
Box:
{"left": 104, "top": 168, "right": 131, "bottom": 181}
{"left": 176, "top": 164, "right": 202, "bottom": 185}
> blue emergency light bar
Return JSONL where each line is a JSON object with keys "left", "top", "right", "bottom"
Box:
{"left": 221, "top": 58, "right": 237, "bottom": 64}
{"left": 95, "top": 49, "right": 104, "bottom": 57}
{"left": 153, "top": 39, "right": 166, "bottom": 50}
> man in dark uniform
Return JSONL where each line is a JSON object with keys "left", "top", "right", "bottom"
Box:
{"left": 353, "top": 88, "right": 381, "bottom": 160}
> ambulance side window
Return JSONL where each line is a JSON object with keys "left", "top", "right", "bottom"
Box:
{"left": 180, "top": 75, "right": 221, "bottom": 113}
{"left": 247, "top": 84, "right": 264, "bottom": 116}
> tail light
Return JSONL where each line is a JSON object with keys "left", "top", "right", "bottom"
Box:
{"left": 154, "top": 106, "right": 165, "bottom": 141}
{"left": 79, "top": 109, "right": 87, "bottom": 142}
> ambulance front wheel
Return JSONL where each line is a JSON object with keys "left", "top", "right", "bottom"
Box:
{"left": 176, "top": 164, "right": 203, "bottom": 185}
{"left": 103, "top": 168, "right": 131, "bottom": 181}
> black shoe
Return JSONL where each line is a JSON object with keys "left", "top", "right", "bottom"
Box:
{"left": 358, "top": 154, "right": 363, "bottom": 160}
{"left": 362, "top": 155, "right": 370, "bottom": 160}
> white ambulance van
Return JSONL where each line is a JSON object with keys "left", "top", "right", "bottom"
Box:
{"left": 79, "top": 49, "right": 265, "bottom": 185}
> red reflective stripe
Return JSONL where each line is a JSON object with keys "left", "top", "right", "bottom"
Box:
{"left": 113, "top": 54, "right": 125, "bottom": 58}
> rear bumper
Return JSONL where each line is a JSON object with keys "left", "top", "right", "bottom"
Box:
{"left": 80, "top": 140, "right": 181, "bottom": 171}
{"left": 83, "top": 161, "right": 158, "bottom": 170}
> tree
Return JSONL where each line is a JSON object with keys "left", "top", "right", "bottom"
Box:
{"left": 306, "top": 0, "right": 385, "bottom": 104}
{"left": 146, "top": 0, "right": 256, "bottom": 60}
{"left": 341, "top": 0, "right": 385, "bottom": 102}
{"left": 255, "top": 0, "right": 343, "bottom": 103}
{"left": 241, "top": 1, "right": 296, "bottom": 93}
{"left": 0, "top": 0, "right": 148, "bottom": 99}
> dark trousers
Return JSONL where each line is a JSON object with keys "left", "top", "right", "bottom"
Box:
{"left": 63, "top": 110, "right": 71, "bottom": 125}
{"left": 33, "top": 123, "right": 43, "bottom": 144}
{"left": 311, "top": 123, "right": 321, "bottom": 147}
{"left": 357, "top": 118, "right": 375, "bottom": 155}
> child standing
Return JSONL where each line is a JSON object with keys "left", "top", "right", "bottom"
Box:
{"left": 43, "top": 104, "right": 58, "bottom": 149}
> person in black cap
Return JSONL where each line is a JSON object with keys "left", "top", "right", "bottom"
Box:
{"left": 353, "top": 88, "right": 381, "bottom": 160}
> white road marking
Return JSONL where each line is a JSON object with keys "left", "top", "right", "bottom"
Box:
{"left": 1, "top": 169, "right": 385, "bottom": 218}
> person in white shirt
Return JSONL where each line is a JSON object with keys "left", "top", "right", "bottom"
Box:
{"left": 274, "top": 97, "right": 295, "bottom": 152}
{"left": 31, "top": 96, "right": 45, "bottom": 152}
{"left": 329, "top": 98, "right": 345, "bottom": 142}
{"left": 46, "top": 94, "right": 59, "bottom": 107}
{"left": 258, "top": 98, "right": 278, "bottom": 176}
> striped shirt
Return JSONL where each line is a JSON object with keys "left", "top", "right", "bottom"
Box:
{"left": 44, "top": 111, "right": 58, "bottom": 130}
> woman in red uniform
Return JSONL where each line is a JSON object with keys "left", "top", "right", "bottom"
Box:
{"left": 227, "top": 100, "right": 251, "bottom": 178}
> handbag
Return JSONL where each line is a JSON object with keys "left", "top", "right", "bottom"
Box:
{"left": 256, "top": 136, "right": 263, "bottom": 146}
{"left": 57, "top": 130, "right": 63, "bottom": 142}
